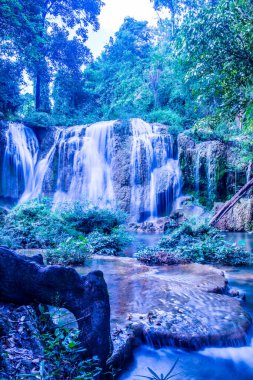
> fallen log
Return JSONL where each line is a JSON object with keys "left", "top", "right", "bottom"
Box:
{"left": 0, "top": 247, "right": 112, "bottom": 366}
{"left": 210, "top": 178, "right": 253, "bottom": 226}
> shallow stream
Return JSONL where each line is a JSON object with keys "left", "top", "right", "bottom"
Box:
{"left": 83, "top": 232, "right": 253, "bottom": 380}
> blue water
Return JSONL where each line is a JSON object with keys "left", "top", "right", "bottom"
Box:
{"left": 120, "top": 233, "right": 253, "bottom": 380}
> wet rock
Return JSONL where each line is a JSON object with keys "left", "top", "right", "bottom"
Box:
{"left": 128, "top": 217, "right": 178, "bottom": 233}
{"left": 0, "top": 247, "right": 111, "bottom": 366}
{"left": 178, "top": 133, "right": 227, "bottom": 206}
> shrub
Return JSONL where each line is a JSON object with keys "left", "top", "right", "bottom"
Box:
{"left": 46, "top": 237, "right": 91, "bottom": 265}
{"left": 137, "top": 221, "right": 252, "bottom": 266}
{"left": 61, "top": 202, "right": 127, "bottom": 234}
{"left": 0, "top": 199, "right": 73, "bottom": 249}
{"left": 0, "top": 199, "right": 130, "bottom": 264}
{"left": 87, "top": 227, "right": 132, "bottom": 256}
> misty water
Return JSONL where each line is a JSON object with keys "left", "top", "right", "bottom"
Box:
{"left": 78, "top": 232, "right": 253, "bottom": 380}
{"left": 120, "top": 233, "right": 253, "bottom": 380}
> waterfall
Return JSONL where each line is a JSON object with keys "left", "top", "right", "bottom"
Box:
{"left": 21, "top": 128, "right": 62, "bottom": 202}
{"left": 54, "top": 121, "right": 116, "bottom": 207}
{"left": 2, "top": 123, "right": 39, "bottom": 199}
{"left": 1, "top": 119, "right": 183, "bottom": 221}
{"left": 130, "top": 119, "right": 181, "bottom": 222}
{"left": 247, "top": 161, "right": 252, "bottom": 182}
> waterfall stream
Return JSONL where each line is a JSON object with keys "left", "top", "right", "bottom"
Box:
{"left": 54, "top": 121, "right": 116, "bottom": 206}
{"left": 2, "top": 123, "right": 39, "bottom": 199}
{"left": 130, "top": 119, "right": 181, "bottom": 221}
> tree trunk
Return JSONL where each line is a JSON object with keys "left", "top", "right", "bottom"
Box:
{"left": 35, "top": 60, "right": 51, "bottom": 113}
{"left": 210, "top": 178, "right": 253, "bottom": 226}
{"left": 0, "top": 247, "right": 112, "bottom": 366}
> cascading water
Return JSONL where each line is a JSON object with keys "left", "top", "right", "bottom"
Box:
{"left": 54, "top": 121, "right": 116, "bottom": 207}
{"left": 21, "top": 128, "right": 62, "bottom": 202}
{"left": 1, "top": 119, "right": 182, "bottom": 221}
{"left": 2, "top": 123, "right": 39, "bottom": 199}
{"left": 130, "top": 119, "right": 181, "bottom": 222}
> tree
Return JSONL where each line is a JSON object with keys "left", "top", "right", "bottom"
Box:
{"left": 150, "top": 0, "right": 207, "bottom": 35}
{"left": 81, "top": 18, "right": 154, "bottom": 120}
{"left": 178, "top": 0, "right": 253, "bottom": 127}
{"left": 0, "top": 0, "right": 104, "bottom": 112}
{"left": 0, "top": 59, "right": 22, "bottom": 116}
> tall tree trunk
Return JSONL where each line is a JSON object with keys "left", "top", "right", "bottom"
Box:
{"left": 35, "top": 59, "right": 51, "bottom": 113}
{"left": 210, "top": 178, "right": 253, "bottom": 226}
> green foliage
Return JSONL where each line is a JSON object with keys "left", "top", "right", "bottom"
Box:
{"left": 137, "top": 220, "right": 252, "bottom": 266}
{"left": 24, "top": 112, "right": 62, "bottom": 128}
{"left": 46, "top": 236, "right": 90, "bottom": 265}
{"left": 61, "top": 202, "right": 127, "bottom": 234}
{"left": 179, "top": 0, "right": 253, "bottom": 126}
{"left": 0, "top": 59, "right": 22, "bottom": 117}
{"left": 87, "top": 227, "right": 132, "bottom": 256}
{"left": 40, "top": 327, "right": 101, "bottom": 380}
{"left": 0, "top": 199, "right": 129, "bottom": 264}
{"left": 0, "top": 0, "right": 103, "bottom": 112}
{"left": 0, "top": 199, "right": 73, "bottom": 249}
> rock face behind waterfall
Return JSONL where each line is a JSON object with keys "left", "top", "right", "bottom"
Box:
{"left": 0, "top": 119, "right": 181, "bottom": 222}
{"left": 178, "top": 133, "right": 227, "bottom": 205}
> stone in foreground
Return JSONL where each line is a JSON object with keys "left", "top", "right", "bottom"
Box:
{"left": 0, "top": 247, "right": 111, "bottom": 366}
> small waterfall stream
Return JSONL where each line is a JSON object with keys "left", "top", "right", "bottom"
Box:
{"left": 130, "top": 119, "right": 181, "bottom": 221}
{"left": 21, "top": 128, "right": 62, "bottom": 202}
{"left": 2, "top": 123, "right": 39, "bottom": 199}
{"left": 54, "top": 121, "right": 116, "bottom": 207}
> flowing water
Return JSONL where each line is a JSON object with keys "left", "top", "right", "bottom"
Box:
{"left": 130, "top": 119, "right": 181, "bottom": 221}
{"left": 53, "top": 121, "right": 116, "bottom": 206}
{"left": 118, "top": 233, "right": 253, "bottom": 380}
{"left": 2, "top": 123, "right": 39, "bottom": 199}
{"left": 1, "top": 120, "right": 182, "bottom": 222}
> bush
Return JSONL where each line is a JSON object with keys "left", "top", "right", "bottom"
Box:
{"left": 137, "top": 221, "right": 252, "bottom": 266}
{"left": 61, "top": 202, "right": 127, "bottom": 234}
{"left": 46, "top": 236, "right": 90, "bottom": 265}
{"left": 0, "top": 199, "right": 73, "bottom": 249}
{"left": 0, "top": 199, "right": 130, "bottom": 264}
{"left": 87, "top": 227, "right": 132, "bottom": 256}
{"left": 148, "top": 109, "right": 184, "bottom": 134}
{"left": 38, "top": 309, "right": 101, "bottom": 380}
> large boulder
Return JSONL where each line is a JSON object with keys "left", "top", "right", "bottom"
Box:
{"left": 0, "top": 247, "right": 112, "bottom": 366}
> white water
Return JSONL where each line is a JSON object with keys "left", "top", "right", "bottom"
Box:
{"left": 130, "top": 119, "right": 181, "bottom": 221}
{"left": 54, "top": 121, "right": 116, "bottom": 207}
{"left": 2, "top": 123, "right": 39, "bottom": 199}
{"left": 194, "top": 143, "right": 217, "bottom": 202}
{"left": 21, "top": 128, "right": 62, "bottom": 202}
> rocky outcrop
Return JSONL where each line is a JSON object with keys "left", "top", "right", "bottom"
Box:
{"left": 178, "top": 132, "right": 251, "bottom": 209}
{"left": 178, "top": 133, "right": 227, "bottom": 205}
{"left": 0, "top": 247, "right": 111, "bottom": 366}
{"left": 111, "top": 120, "right": 132, "bottom": 211}
{"left": 215, "top": 198, "right": 253, "bottom": 231}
